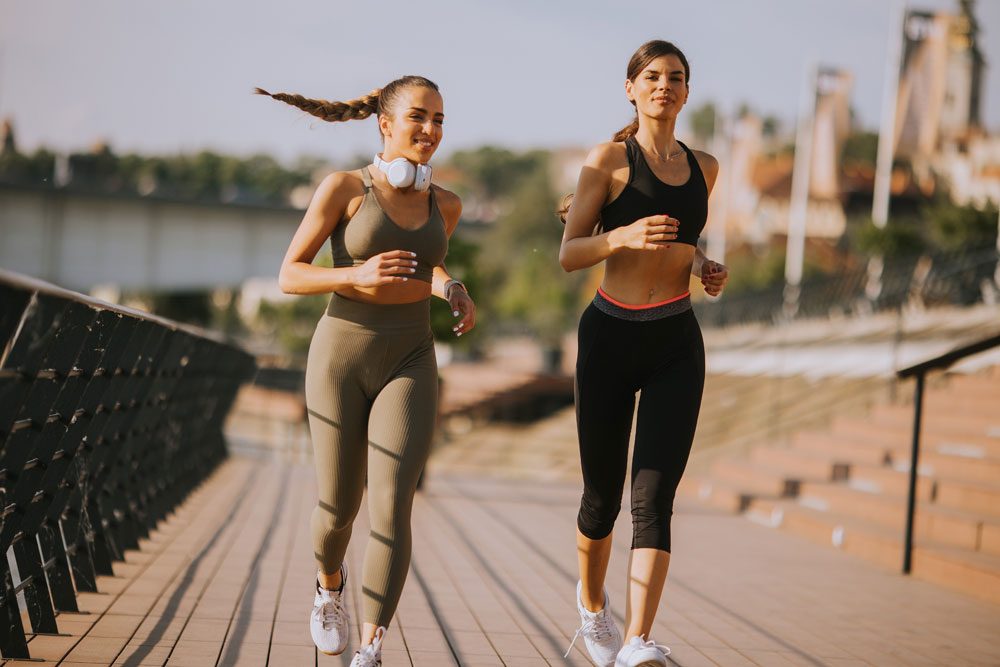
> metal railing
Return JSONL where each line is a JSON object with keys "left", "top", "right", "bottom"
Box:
{"left": 0, "top": 269, "right": 255, "bottom": 659}
{"left": 694, "top": 247, "right": 999, "bottom": 328}
{"left": 896, "top": 331, "right": 1000, "bottom": 574}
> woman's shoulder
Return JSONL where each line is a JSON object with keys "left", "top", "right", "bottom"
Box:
{"left": 689, "top": 149, "right": 719, "bottom": 178}
{"left": 313, "top": 169, "right": 367, "bottom": 201}
{"left": 431, "top": 184, "right": 462, "bottom": 225}
{"left": 585, "top": 141, "right": 629, "bottom": 171}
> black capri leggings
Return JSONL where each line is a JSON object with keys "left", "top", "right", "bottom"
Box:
{"left": 575, "top": 288, "right": 705, "bottom": 552}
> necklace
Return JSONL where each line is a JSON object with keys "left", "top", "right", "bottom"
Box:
{"left": 647, "top": 144, "right": 685, "bottom": 162}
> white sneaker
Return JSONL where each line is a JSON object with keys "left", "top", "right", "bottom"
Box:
{"left": 614, "top": 634, "right": 671, "bottom": 666}
{"left": 564, "top": 580, "right": 622, "bottom": 666}
{"left": 310, "top": 564, "right": 349, "bottom": 655}
{"left": 350, "top": 626, "right": 385, "bottom": 666}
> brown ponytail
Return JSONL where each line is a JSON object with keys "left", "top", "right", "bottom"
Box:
{"left": 612, "top": 40, "right": 690, "bottom": 142}
{"left": 253, "top": 87, "right": 380, "bottom": 122}
{"left": 556, "top": 192, "right": 574, "bottom": 224}
{"left": 612, "top": 118, "right": 640, "bottom": 143}
{"left": 255, "top": 75, "right": 439, "bottom": 132}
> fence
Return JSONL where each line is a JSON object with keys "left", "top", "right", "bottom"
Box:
{"left": 0, "top": 269, "right": 255, "bottom": 659}
{"left": 694, "top": 247, "right": 1000, "bottom": 328}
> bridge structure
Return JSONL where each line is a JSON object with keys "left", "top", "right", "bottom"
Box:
{"left": 1, "top": 270, "right": 998, "bottom": 666}
{"left": 0, "top": 184, "right": 301, "bottom": 292}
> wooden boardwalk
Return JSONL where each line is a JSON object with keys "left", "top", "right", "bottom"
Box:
{"left": 12, "top": 456, "right": 1000, "bottom": 666}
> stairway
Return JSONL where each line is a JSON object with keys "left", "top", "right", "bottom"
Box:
{"left": 680, "top": 366, "right": 1000, "bottom": 605}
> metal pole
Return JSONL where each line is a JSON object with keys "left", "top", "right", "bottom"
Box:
{"left": 873, "top": 0, "right": 906, "bottom": 228}
{"left": 707, "top": 110, "right": 729, "bottom": 266}
{"left": 784, "top": 63, "right": 818, "bottom": 319}
{"left": 902, "top": 371, "right": 925, "bottom": 574}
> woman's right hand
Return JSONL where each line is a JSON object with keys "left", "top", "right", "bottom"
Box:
{"left": 609, "top": 215, "right": 679, "bottom": 252}
{"left": 351, "top": 250, "right": 420, "bottom": 287}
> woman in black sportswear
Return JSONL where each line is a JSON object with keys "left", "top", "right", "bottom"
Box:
{"left": 559, "top": 40, "right": 728, "bottom": 667}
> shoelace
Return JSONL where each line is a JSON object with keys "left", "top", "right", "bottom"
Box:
{"left": 563, "top": 611, "right": 616, "bottom": 658}
{"left": 353, "top": 626, "right": 386, "bottom": 666}
{"left": 317, "top": 593, "right": 346, "bottom": 630}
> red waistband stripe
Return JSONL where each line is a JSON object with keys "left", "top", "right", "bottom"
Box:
{"left": 597, "top": 287, "right": 691, "bottom": 310}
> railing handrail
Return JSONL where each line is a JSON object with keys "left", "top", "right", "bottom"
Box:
{"left": 897, "top": 331, "right": 1000, "bottom": 378}
{"left": 895, "top": 326, "right": 1000, "bottom": 575}
{"left": 0, "top": 270, "right": 255, "bottom": 658}
{"left": 0, "top": 268, "right": 227, "bottom": 344}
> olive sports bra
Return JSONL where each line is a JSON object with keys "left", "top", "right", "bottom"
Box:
{"left": 331, "top": 167, "right": 448, "bottom": 283}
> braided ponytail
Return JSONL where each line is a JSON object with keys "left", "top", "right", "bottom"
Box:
{"left": 253, "top": 87, "right": 380, "bottom": 122}
{"left": 254, "top": 75, "right": 439, "bottom": 134}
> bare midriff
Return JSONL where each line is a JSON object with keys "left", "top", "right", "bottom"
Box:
{"left": 601, "top": 243, "right": 694, "bottom": 305}
{"left": 336, "top": 281, "right": 433, "bottom": 305}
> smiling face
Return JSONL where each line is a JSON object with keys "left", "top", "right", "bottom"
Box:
{"left": 378, "top": 85, "right": 444, "bottom": 164}
{"left": 625, "top": 54, "right": 689, "bottom": 122}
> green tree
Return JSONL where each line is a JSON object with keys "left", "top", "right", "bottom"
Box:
{"left": 853, "top": 216, "right": 928, "bottom": 258}
{"left": 926, "top": 199, "right": 998, "bottom": 252}
{"left": 841, "top": 131, "right": 879, "bottom": 167}
{"left": 689, "top": 102, "right": 717, "bottom": 143}
{"left": 479, "top": 153, "right": 583, "bottom": 370}
{"left": 429, "top": 232, "right": 484, "bottom": 355}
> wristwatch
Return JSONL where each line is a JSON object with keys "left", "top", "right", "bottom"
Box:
{"left": 444, "top": 279, "right": 467, "bottom": 300}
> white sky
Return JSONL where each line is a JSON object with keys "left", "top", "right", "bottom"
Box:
{"left": 2, "top": 0, "right": 998, "bottom": 164}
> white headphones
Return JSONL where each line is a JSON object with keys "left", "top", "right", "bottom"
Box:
{"left": 373, "top": 153, "right": 432, "bottom": 191}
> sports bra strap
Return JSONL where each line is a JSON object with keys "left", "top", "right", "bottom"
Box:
{"left": 360, "top": 166, "right": 373, "bottom": 190}
{"left": 624, "top": 135, "right": 639, "bottom": 164}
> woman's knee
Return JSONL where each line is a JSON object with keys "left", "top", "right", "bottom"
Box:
{"left": 577, "top": 488, "right": 621, "bottom": 540}
{"left": 311, "top": 500, "right": 359, "bottom": 538}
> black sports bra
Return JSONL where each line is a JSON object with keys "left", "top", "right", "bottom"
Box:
{"left": 599, "top": 136, "right": 708, "bottom": 247}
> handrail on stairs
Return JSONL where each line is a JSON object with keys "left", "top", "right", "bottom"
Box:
{"left": 895, "top": 331, "right": 1000, "bottom": 574}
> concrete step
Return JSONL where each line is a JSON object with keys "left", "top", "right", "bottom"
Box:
{"left": 678, "top": 475, "right": 761, "bottom": 514}
{"left": 795, "top": 482, "right": 997, "bottom": 552}
{"left": 830, "top": 417, "right": 1000, "bottom": 464}
{"left": 908, "top": 390, "right": 1000, "bottom": 416}
{"left": 830, "top": 417, "right": 911, "bottom": 448}
{"left": 871, "top": 405, "right": 1000, "bottom": 443}
{"left": 790, "top": 432, "right": 892, "bottom": 466}
{"left": 748, "top": 446, "right": 851, "bottom": 482}
{"left": 846, "top": 463, "right": 936, "bottom": 499}
{"left": 934, "top": 478, "right": 1000, "bottom": 518}
{"left": 912, "top": 545, "right": 1000, "bottom": 606}
{"left": 981, "top": 522, "right": 1000, "bottom": 556}
{"left": 710, "top": 459, "right": 801, "bottom": 498}
{"left": 912, "top": 451, "right": 1000, "bottom": 485}
{"left": 948, "top": 373, "right": 1000, "bottom": 395}
{"left": 744, "top": 499, "right": 1000, "bottom": 605}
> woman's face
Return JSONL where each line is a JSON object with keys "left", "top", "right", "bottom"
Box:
{"left": 625, "top": 54, "right": 689, "bottom": 122}
{"left": 379, "top": 86, "right": 444, "bottom": 164}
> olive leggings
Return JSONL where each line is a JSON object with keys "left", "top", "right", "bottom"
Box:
{"left": 305, "top": 293, "right": 437, "bottom": 627}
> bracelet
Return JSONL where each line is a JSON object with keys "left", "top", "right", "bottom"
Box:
{"left": 444, "top": 279, "right": 467, "bottom": 300}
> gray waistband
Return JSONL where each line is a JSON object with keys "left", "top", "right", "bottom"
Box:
{"left": 592, "top": 291, "right": 692, "bottom": 321}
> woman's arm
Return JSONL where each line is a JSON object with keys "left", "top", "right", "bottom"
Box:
{"left": 431, "top": 188, "right": 476, "bottom": 335}
{"left": 691, "top": 151, "right": 728, "bottom": 296}
{"left": 559, "top": 143, "right": 678, "bottom": 272}
{"left": 278, "top": 171, "right": 418, "bottom": 295}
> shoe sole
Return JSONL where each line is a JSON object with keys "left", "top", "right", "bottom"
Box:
{"left": 318, "top": 649, "right": 346, "bottom": 656}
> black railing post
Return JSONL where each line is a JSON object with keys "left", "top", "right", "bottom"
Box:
{"left": 902, "top": 371, "right": 925, "bottom": 574}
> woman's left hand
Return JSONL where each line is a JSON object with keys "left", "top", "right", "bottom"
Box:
{"left": 700, "top": 260, "right": 729, "bottom": 297}
{"left": 448, "top": 287, "right": 477, "bottom": 336}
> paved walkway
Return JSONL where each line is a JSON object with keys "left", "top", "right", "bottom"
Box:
{"left": 13, "top": 457, "right": 1000, "bottom": 666}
